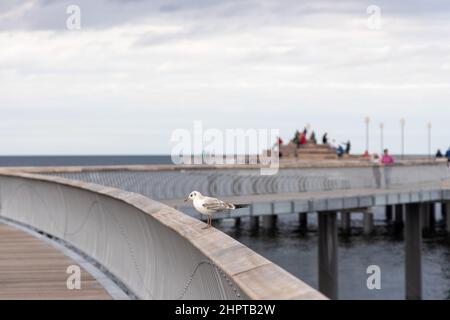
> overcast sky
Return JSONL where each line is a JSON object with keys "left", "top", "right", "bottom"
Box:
{"left": 1, "top": 0, "right": 449, "bottom": 155}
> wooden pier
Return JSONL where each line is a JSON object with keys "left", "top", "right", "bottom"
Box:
{"left": 0, "top": 223, "right": 111, "bottom": 300}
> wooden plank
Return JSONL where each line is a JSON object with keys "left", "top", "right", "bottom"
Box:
{"left": 0, "top": 224, "right": 111, "bottom": 300}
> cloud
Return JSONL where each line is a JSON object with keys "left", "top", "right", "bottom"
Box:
{"left": 0, "top": 0, "right": 450, "bottom": 154}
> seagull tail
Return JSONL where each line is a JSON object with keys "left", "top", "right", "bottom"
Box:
{"left": 233, "top": 204, "right": 250, "bottom": 209}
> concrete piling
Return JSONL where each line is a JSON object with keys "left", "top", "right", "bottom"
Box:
{"left": 340, "top": 212, "right": 351, "bottom": 234}
{"left": 385, "top": 205, "right": 393, "bottom": 222}
{"left": 442, "top": 202, "right": 447, "bottom": 222}
{"left": 363, "top": 211, "right": 374, "bottom": 235}
{"left": 429, "top": 203, "right": 436, "bottom": 231}
{"left": 445, "top": 202, "right": 450, "bottom": 233}
{"left": 250, "top": 216, "right": 259, "bottom": 229}
{"left": 262, "top": 215, "right": 276, "bottom": 229}
{"left": 299, "top": 212, "right": 308, "bottom": 229}
{"left": 422, "top": 204, "right": 431, "bottom": 231}
{"left": 395, "top": 204, "right": 404, "bottom": 231}
{"left": 405, "top": 203, "right": 423, "bottom": 300}
{"left": 318, "top": 211, "right": 338, "bottom": 300}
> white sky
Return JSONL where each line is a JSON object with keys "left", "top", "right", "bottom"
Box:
{"left": 1, "top": 0, "right": 449, "bottom": 155}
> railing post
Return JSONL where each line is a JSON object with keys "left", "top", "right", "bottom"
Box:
{"left": 318, "top": 211, "right": 338, "bottom": 300}
{"left": 405, "top": 203, "right": 422, "bottom": 300}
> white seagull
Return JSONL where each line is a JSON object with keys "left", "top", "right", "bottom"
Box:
{"left": 184, "top": 191, "right": 249, "bottom": 229}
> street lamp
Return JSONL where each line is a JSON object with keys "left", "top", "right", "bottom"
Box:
{"left": 364, "top": 117, "right": 370, "bottom": 153}
{"left": 400, "top": 118, "right": 406, "bottom": 160}
{"left": 427, "top": 122, "right": 432, "bottom": 159}
{"left": 380, "top": 123, "right": 384, "bottom": 154}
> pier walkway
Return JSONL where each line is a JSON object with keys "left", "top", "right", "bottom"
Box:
{"left": 164, "top": 180, "right": 450, "bottom": 221}
{"left": 0, "top": 223, "right": 112, "bottom": 300}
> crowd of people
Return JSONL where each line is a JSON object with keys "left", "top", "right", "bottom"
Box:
{"left": 280, "top": 128, "right": 450, "bottom": 165}
{"left": 286, "top": 128, "right": 352, "bottom": 158}
{"left": 435, "top": 147, "right": 450, "bottom": 163}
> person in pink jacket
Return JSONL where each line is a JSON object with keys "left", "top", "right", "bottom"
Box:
{"left": 381, "top": 149, "right": 395, "bottom": 165}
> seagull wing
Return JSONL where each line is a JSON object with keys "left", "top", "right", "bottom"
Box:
{"left": 202, "top": 197, "right": 235, "bottom": 211}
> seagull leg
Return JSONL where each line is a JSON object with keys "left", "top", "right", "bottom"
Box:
{"left": 202, "top": 216, "right": 210, "bottom": 229}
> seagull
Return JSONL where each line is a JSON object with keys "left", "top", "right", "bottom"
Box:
{"left": 184, "top": 191, "right": 249, "bottom": 229}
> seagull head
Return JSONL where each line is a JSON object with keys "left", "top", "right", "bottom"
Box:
{"left": 184, "top": 191, "right": 202, "bottom": 202}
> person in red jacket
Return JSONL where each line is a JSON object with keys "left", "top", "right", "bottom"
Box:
{"left": 277, "top": 137, "right": 283, "bottom": 146}
{"left": 300, "top": 132, "right": 307, "bottom": 145}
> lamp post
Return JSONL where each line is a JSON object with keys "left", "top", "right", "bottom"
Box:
{"left": 427, "top": 122, "right": 432, "bottom": 159}
{"left": 400, "top": 118, "right": 406, "bottom": 160}
{"left": 365, "top": 117, "right": 370, "bottom": 153}
{"left": 380, "top": 123, "right": 384, "bottom": 154}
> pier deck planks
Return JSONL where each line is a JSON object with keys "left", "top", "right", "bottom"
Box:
{"left": 0, "top": 223, "right": 111, "bottom": 300}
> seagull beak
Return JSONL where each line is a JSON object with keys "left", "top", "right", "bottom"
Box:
{"left": 184, "top": 198, "right": 189, "bottom": 202}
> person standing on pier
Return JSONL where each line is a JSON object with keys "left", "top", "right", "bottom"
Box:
{"left": 371, "top": 153, "right": 380, "bottom": 164}
{"left": 445, "top": 147, "right": 450, "bottom": 164}
{"left": 436, "top": 149, "right": 443, "bottom": 158}
{"left": 300, "top": 132, "right": 307, "bottom": 145}
{"left": 345, "top": 141, "right": 351, "bottom": 154}
{"left": 322, "top": 133, "right": 328, "bottom": 144}
{"left": 337, "top": 145, "right": 345, "bottom": 158}
{"left": 381, "top": 149, "right": 395, "bottom": 165}
{"left": 292, "top": 130, "right": 301, "bottom": 147}
{"left": 310, "top": 131, "right": 317, "bottom": 144}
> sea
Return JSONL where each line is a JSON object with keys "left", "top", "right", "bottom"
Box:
{"left": 0, "top": 155, "right": 448, "bottom": 300}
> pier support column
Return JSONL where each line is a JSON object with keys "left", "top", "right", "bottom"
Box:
{"left": 363, "top": 211, "right": 374, "bottom": 235}
{"left": 421, "top": 204, "right": 430, "bottom": 231}
{"left": 340, "top": 212, "right": 351, "bottom": 234}
{"left": 318, "top": 211, "right": 338, "bottom": 300}
{"left": 385, "top": 205, "right": 393, "bottom": 222}
{"left": 442, "top": 202, "right": 447, "bottom": 224}
{"left": 405, "top": 203, "right": 422, "bottom": 300}
{"left": 429, "top": 203, "right": 436, "bottom": 231}
{"left": 235, "top": 217, "right": 241, "bottom": 227}
{"left": 250, "top": 216, "right": 259, "bottom": 229}
{"left": 299, "top": 212, "right": 308, "bottom": 229}
{"left": 445, "top": 202, "right": 450, "bottom": 233}
{"left": 395, "top": 204, "right": 404, "bottom": 231}
{"left": 262, "top": 215, "right": 276, "bottom": 229}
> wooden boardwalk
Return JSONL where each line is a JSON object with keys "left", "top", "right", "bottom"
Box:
{"left": 0, "top": 223, "right": 111, "bottom": 300}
